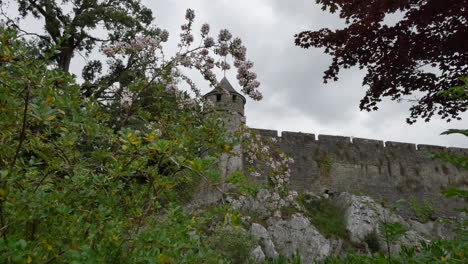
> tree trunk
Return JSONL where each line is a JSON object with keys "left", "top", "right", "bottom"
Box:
{"left": 57, "top": 39, "right": 74, "bottom": 73}
{"left": 58, "top": 49, "right": 72, "bottom": 73}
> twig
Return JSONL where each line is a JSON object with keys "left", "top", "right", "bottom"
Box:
{"left": 169, "top": 157, "right": 226, "bottom": 197}
{"left": 9, "top": 80, "right": 31, "bottom": 176}
{"left": 0, "top": 79, "right": 31, "bottom": 240}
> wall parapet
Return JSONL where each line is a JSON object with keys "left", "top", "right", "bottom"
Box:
{"left": 246, "top": 127, "right": 468, "bottom": 219}
{"left": 249, "top": 128, "right": 467, "bottom": 153}
{"left": 250, "top": 128, "right": 279, "bottom": 138}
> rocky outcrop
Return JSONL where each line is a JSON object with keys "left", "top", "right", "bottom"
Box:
{"left": 225, "top": 190, "right": 445, "bottom": 263}
{"left": 335, "top": 192, "right": 428, "bottom": 252}
{"left": 248, "top": 216, "right": 331, "bottom": 263}
{"left": 250, "top": 246, "right": 266, "bottom": 262}
{"left": 266, "top": 214, "right": 330, "bottom": 262}
{"left": 230, "top": 190, "right": 331, "bottom": 262}
{"left": 334, "top": 192, "right": 402, "bottom": 243}
{"left": 228, "top": 189, "right": 298, "bottom": 219}
{"left": 250, "top": 223, "right": 279, "bottom": 259}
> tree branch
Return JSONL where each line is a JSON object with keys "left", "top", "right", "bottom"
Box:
{"left": 9, "top": 80, "right": 31, "bottom": 175}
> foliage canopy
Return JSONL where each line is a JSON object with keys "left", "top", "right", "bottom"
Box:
{"left": 295, "top": 0, "right": 468, "bottom": 124}
{"left": 1, "top": 0, "right": 155, "bottom": 72}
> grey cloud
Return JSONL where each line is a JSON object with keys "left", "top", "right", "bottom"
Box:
{"left": 142, "top": 0, "right": 468, "bottom": 148}
{"left": 12, "top": 0, "right": 466, "bottom": 147}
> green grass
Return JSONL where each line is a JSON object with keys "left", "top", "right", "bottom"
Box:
{"left": 363, "top": 230, "right": 381, "bottom": 253}
{"left": 299, "top": 197, "right": 349, "bottom": 240}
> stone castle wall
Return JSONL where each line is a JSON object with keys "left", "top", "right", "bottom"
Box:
{"left": 247, "top": 128, "right": 468, "bottom": 218}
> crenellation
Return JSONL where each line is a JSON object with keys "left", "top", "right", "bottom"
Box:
{"left": 384, "top": 141, "right": 418, "bottom": 151}
{"left": 250, "top": 128, "right": 279, "bottom": 138}
{"left": 281, "top": 131, "right": 316, "bottom": 142}
{"left": 352, "top": 138, "right": 385, "bottom": 149}
{"left": 448, "top": 147, "right": 468, "bottom": 156}
{"left": 417, "top": 144, "right": 447, "bottom": 153}
{"left": 317, "top": 134, "right": 352, "bottom": 145}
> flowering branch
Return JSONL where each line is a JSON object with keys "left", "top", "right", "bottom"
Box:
{"left": 100, "top": 8, "right": 262, "bottom": 103}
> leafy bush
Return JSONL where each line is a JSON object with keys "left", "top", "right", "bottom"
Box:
{"left": 408, "top": 198, "right": 435, "bottom": 223}
{"left": 299, "top": 197, "right": 349, "bottom": 239}
{"left": 0, "top": 27, "right": 235, "bottom": 263}
{"left": 363, "top": 231, "right": 380, "bottom": 254}
{"left": 208, "top": 228, "right": 255, "bottom": 264}
{"left": 317, "top": 239, "right": 468, "bottom": 264}
{"left": 317, "top": 155, "right": 333, "bottom": 176}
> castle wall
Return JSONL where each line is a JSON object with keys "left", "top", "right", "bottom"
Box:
{"left": 247, "top": 128, "right": 468, "bottom": 218}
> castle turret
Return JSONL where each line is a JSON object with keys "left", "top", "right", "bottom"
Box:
{"left": 203, "top": 77, "right": 245, "bottom": 181}
{"left": 203, "top": 77, "right": 246, "bottom": 132}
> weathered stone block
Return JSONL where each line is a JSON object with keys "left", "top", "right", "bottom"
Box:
{"left": 318, "top": 135, "right": 351, "bottom": 145}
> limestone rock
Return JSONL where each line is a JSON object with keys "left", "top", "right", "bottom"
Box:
{"left": 335, "top": 192, "right": 429, "bottom": 252}
{"left": 250, "top": 223, "right": 279, "bottom": 258}
{"left": 396, "top": 230, "right": 427, "bottom": 249}
{"left": 329, "top": 239, "right": 344, "bottom": 255}
{"left": 407, "top": 219, "right": 453, "bottom": 239}
{"left": 267, "top": 213, "right": 330, "bottom": 263}
{"left": 228, "top": 189, "right": 295, "bottom": 220}
{"left": 250, "top": 246, "right": 266, "bottom": 262}
{"left": 251, "top": 223, "right": 269, "bottom": 240}
{"left": 335, "top": 192, "right": 403, "bottom": 243}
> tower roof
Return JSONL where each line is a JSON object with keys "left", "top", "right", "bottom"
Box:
{"left": 204, "top": 77, "right": 246, "bottom": 104}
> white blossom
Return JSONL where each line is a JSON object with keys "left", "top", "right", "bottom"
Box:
{"left": 201, "top": 23, "right": 210, "bottom": 36}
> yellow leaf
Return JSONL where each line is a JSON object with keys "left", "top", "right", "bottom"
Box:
{"left": 122, "top": 145, "right": 128, "bottom": 150}
{"left": 441, "top": 256, "right": 447, "bottom": 261}
{"left": 45, "top": 96, "right": 55, "bottom": 105}
{"left": 0, "top": 189, "right": 4, "bottom": 196}
{"left": 47, "top": 244, "right": 52, "bottom": 250}
{"left": 58, "top": 109, "right": 65, "bottom": 115}
{"left": 0, "top": 56, "right": 13, "bottom": 62}
{"left": 127, "top": 133, "right": 133, "bottom": 138}
{"left": 27, "top": 256, "right": 32, "bottom": 263}
{"left": 145, "top": 135, "right": 155, "bottom": 142}
{"left": 46, "top": 115, "right": 56, "bottom": 121}
{"left": 158, "top": 253, "right": 165, "bottom": 263}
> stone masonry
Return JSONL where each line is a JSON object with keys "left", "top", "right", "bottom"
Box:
{"left": 203, "top": 78, "right": 468, "bottom": 218}
{"left": 247, "top": 128, "right": 468, "bottom": 218}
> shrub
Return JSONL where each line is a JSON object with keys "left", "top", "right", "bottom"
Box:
{"left": 318, "top": 155, "right": 333, "bottom": 176}
{"left": 0, "top": 27, "right": 234, "bottom": 263}
{"left": 299, "top": 197, "right": 349, "bottom": 239}
{"left": 408, "top": 198, "right": 435, "bottom": 223}
{"left": 363, "top": 231, "right": 380, "bottom": 254}
{"left": 208, "top": 228, "right": 255, "bottom": 264}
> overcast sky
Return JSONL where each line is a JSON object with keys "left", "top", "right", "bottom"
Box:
{"left": 5, "top": 0, "right": 468, "bottom": 147}
{"left": 143, "top": 0, "right": 467, "bottom": 148}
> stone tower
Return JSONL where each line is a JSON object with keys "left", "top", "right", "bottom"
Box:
{"left": 187, "top": 77, "right": 245, "bottom": 208}
{"left": 203, "top": 77, "right": 245, "bottom": 182}
{"left": 203, "top": 77, "right": 246, "bottom": 133}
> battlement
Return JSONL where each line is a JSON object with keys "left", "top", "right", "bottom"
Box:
{"left": 247, "top": 128, "right": 468, "bottom": 218}
{"left": 249, "top": 128, "right": 468, "bottom": 154}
